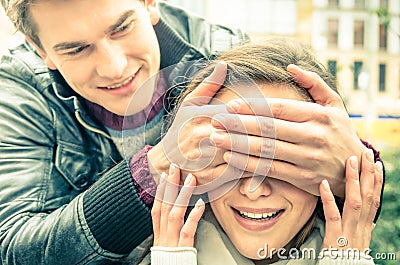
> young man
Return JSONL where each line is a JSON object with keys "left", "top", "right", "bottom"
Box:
{"left": 0, "top": 0, "right": 382, "bottom": 264}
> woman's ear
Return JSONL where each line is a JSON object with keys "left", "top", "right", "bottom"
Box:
{"left": 25, "top": 36, "right": 57, "bottom": 70}
{"left": 146, "top": 0, "right": 160, "bottom": 25}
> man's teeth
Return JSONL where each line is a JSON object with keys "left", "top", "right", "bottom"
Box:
{"left": 239, "top": 210, "right": 281, "bottom": 220}
{"left": 106, "top": 76, "right": 133, "bottom": 89}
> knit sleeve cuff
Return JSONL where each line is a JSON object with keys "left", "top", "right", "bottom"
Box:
{"left": 130, "top": 145, "right": 157, "bottom": 208}
{"left": 151, "top": 246, "right": 197, "bottom": 265}
{"left": 360, "top": 139, "right": 382, "bottom": 163}
{"left": 83, "top": 161, "right": 152, "bottom": 254}
{"left": 360, "top": 139, "right": 384, "bottom": 223}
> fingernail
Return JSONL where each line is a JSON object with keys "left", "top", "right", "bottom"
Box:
{"left": 184, "top": 173, "right": 193, "bottom": 186}
{"left": 211, "top": 114, "right": 226, "bottom": 129}
{"left": 169, "top": 163, "right": 177, "bottom": 175}
{"left": 223, "top": 152, "right": 232, "bottom": 163}
{"left": 210, "top": 133, "right": 224, "bottom": 146}
{"left": 322, "top": 179, "right": 330, "bottom": 191}
{"left": 366, "top": 149, "right": 374, "bottom": 163}
{"left": 287, "top": 64, "right": 301, "bottom": 73}
{"left": 349, "top": 156, "right": 358, "bottom": 170}
{"left": 160, "top": 172, "right": 167, "bottom": 184}
{"left": 195, "top": 198, "right": 205, "bottom": 208}
{"left": 375, "top": 161, "right": 383, "bottom": 172}
{"left": 205, "top": 61, "right": 227, "bottom": 83}
{"left": 227, "top": 100, "right": 240, "bottom": 113}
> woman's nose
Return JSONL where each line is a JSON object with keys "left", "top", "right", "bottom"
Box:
{"left": 239, "top": 176, "right": 272, "bottom": 200}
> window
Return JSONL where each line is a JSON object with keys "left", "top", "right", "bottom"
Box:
{"left": 379, "top": 23, "right": 388, "bottom": 50}
{"left": 354, "top": 20, "right": 365, "bottom": 46}
{"left": 380, "top": 0, "right": 388, "bottom": 8}
{"left": 379, "top": 63, "right": 386, "bottom": 92}
{"left": 354, "top": 0, "right": 365, "bottom": 9}
{"left": 328, "top": 0, "right": 339, "bottom": 7}
{"left": 353, "top": 61, "right": 363, "bottom": 90}
{"left": 328, "top": 60, "right": 337, "bottom": 77}
{"left": 328, "top": 19, "right": 339, "bottom": 47}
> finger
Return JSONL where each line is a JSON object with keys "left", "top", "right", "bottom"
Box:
{"left": 224, "top": 97, "right": 325, "bottom": 123}
{"left": 178, "top": 198, "right": 205, "bottom": 247}
{"left": 194, "top": 165, "right": 245, "bottom": 195}
{"left": 223, "top": 152, "right": 320, "bottom": 195}
{"left": 287, "top": 64, "right": 344, "bottom": 109}
{"left": 184, "top": 61, "right": 227, "bottom": 105}
{"left": 342, "top": 156, "right": 362, "bottom": 234}
{"left": 210, "top": 132, "right": 308, "bottom": 163}
{"left": 358, "top": 149, "right": 376, "bottom": 228}
{"left": 163, "top": 164, "right": 181, "bottom": 204}
{"left": 151, "top": 172, "right": 167, "bottom": 244}
{"left": 367, "top": 161, "right": 383, "bottom": 226}
{"left": 211, "top": 114, "right": 301, "bottom": 146}
{"left": 224, "top": 151, "right": 293, "bottom": 183}
{"left": 160, "top": 165, "right": 181, "bottom": 244}
{"left": 166, "top": 173, "right": 196, "bottom": 245}
{"left": 320, "top": 179, "right": 342, "bottom": 247}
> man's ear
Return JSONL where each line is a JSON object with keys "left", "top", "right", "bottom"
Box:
{"left": 146, "top": 0, "right": 160, "bottom": 25}
{"left": 25, "top": 36, "right": 57, "bottom": 70}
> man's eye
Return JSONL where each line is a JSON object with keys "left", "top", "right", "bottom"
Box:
{"left": 65, "top": 46, "right": 88, "bottom": 56}
{"left": 112, "top": 21, "right": 134, "bottom": 36}
{"left": 117, "top": 24, "right": 130, "bottom": 33}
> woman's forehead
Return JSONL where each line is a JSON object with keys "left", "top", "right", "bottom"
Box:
{"left": 213, "top": 83, "right": 306, "bottom": 104}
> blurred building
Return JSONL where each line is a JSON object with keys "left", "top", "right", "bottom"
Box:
{"left": 168, "top": 0, "right": 400, "bottom": 117}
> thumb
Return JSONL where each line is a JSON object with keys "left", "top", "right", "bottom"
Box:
{"left": 184, "top": 61, "right": 227, "bottom": 106}
{"left": 287, "top": 64, "right": 345, "bottom": 109}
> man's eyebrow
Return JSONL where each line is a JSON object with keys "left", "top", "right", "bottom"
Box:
{"left": 107, "top": 10, "right": 136, "bottom": 33}
{"left": 52, "top": 10, "right": 136, "bottom": 52}
{"left": 53, "top": 41, "right": 87, "bottom": 52}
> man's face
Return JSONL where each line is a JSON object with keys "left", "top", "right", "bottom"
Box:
{"left": 30, "top": 0, "right": 161, "bottom": 115}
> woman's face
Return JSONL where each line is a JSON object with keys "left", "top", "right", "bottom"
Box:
{"left": 209, "top": 83, "right": 318, "bottom": 260}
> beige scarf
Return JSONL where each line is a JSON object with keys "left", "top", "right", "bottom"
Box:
{"left": 196, "top": 210, "right": 325, "bottom": 265}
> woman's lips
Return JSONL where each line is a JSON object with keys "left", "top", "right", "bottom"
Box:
{"left": 232, "top": 207, "right": 284, "bottom": 231}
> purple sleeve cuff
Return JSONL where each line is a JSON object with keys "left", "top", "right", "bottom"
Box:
{"left": 130, "top": 145, "right": 157, "bottom": 208}
{"left": 360, "top": 139, "right": 382, "bottom": 163}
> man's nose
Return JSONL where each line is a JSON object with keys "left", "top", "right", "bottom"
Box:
{"left": 96, "top": 41, "right": 127, "bottom": 79}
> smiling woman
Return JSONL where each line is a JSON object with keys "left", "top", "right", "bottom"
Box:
{"left": 148, "top": 38, "right": 383, "bottom": 265}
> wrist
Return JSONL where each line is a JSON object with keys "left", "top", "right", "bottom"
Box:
{"left": 130, "top": 145, "right": 157, "bottom": 208}
{"left": 147, "top": 142, "right": 170, "bottom": 184}
{"left": 360, "top": 139, "right": 382, "bottom": 162}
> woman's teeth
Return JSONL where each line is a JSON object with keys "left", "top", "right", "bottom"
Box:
{"left": 239, "top": 209, "right": 282, "bottom": 220}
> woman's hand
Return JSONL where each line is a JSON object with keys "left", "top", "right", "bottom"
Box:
{"left": 152, "top": 164, "right": 205, "bottom": 247}
{"left": 320, "top": 149, "right": 383, "bottom": 251}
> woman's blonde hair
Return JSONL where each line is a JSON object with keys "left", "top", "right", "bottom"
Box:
{"left": 181, "top": 37, "right": 338, "bottom": 103}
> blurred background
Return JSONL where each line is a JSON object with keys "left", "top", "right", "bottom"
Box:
{"left": 0, "top": 0, "right": 399, "bottom": 264}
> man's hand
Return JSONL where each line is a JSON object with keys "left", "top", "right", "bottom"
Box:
{"left": 148, "top": 62, "right": 229, "bottom": 184}
{"left": 210, "top": 64, "right": 366, "bottom": 196}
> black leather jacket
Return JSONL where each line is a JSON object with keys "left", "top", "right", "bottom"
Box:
{"left": 0, "top": 2, "right": 248, "bottom": 264}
